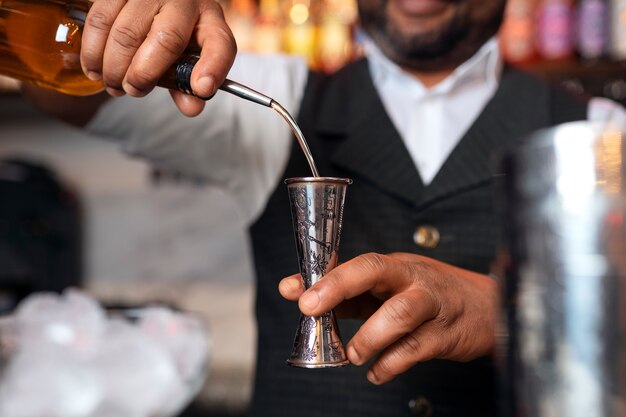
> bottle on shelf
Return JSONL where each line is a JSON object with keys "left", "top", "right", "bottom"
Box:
{"left": 577, "top": 0, "right": 609, "bottom": 61}
{"left": 500, "top": 0, "right": 539, "bottom": 64}
{"left": 224, "top": 0, "right": 258, "bottom": 53}
{"left": 610, "top": 0, "right": 626, "bottom": 60}
{"left": 252, "top": 0, "right": 284, "bottom": 55}
{"left": 535, "top": 0, "right": 575, "bottom": 60}
{"left": 316, "top": 0, "right": 357, "bottom": 72}
{"left": 282, "top": 0, "right": 318, "bottom": 67}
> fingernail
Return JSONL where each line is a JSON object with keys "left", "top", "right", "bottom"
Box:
{"left": 195, "top": 75, "right": 215, "bottom": 97}
{"left": 300, "top": 290, "right": 320, "bottom": 310}
{"left": 280, "top": 279, "right": 297, "bottom": 294}
{"left": 86, "top": 71, "right": 102, "bottom": 81}
{"left": 347, "top": 345, "right": 362, "bottom": 365}
{"left": 367, "top": 369, "right": 380, "bottom": 385}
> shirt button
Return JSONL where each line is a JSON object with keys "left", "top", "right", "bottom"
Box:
{"left": 408, "top": 396, "right": 433, "bottom": 417}
{"left": 413, "top": 225, "right": 440, "bottom": 249}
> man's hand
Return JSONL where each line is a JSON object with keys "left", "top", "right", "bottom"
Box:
{"left": 279, "top": 252, "right": 498, "bottom": 385}
{"left": 82, "top": 0, "right": 237, "bottom": 116}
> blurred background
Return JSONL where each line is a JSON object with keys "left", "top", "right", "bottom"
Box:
{"left": 1, "top": 0, "right": 626, "bottom": 415}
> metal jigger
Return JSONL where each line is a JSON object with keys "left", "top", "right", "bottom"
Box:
{"left": 285, "top": 177, "right": 352, "bottom": 368}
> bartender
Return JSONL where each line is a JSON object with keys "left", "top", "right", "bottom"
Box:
{"left": 21, "top": 0, "right": 626, "bottom": 416}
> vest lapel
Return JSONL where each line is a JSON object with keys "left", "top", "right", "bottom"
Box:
{"left": 313, "top": 59, "right": 424, "bottom": 205}
{"left": 310, "top": 63, "right": 577, "bottom": 209}
{"left": 418, "top": 68, "right": 554, "bottom": 208}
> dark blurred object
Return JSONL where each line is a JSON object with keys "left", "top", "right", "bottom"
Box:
{"left": 178, "top": 403, "right": 248, "bottom": 417}
{"left": 519, "top": 59, "right": 626, "bottom": 106}
{"left": 0, "top": 157, "right": 83, "bottom": 314}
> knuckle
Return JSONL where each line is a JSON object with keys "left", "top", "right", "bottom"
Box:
{"left": 214, "top": 23, "right": 235, "bottom": 43}
{"left": 323, "top": 268, "right": 347, "bottom": 292}
{"left": 397, "top": 333, "right": 425, "bottom": 356}
{"left": 86, "top": 10, "right": 113, "bottom": 32}
{"left": 125, "top": 70, "right": 156, "bottom": 95}
{"left": 435, "top": 311, "right": 455, "bottom": 329}
{"left": 381, "top": 296, "right": 418, "bottom": 330}
{"left": 203, "top": 0, "right": 227, "bottom": 18}
{"left": 356, "top": 328, "right": 379, "bottom": 352}
{"left": 401, "top": 331, "right": 443, "bottom": 360}
{"left": 404, "top": 260, "right": 428, "bottom": 284}
{"left": 151, "top": 27, "right": 187, "bottom": 56}
{"left": 102, "top": 75, "right": 124, "bottom": 90}
{"left": 111, "top": 25, "right": 144, "bottom": 52}
{"left": 355, "top": 252, "right": 389, "bottom": 274}
{"left": 209, "top": 24, "right": 238, "bottom": 57}
{"left": 376, "top": 354, "right": 398, "bottom": 377}
{"left": 199, "top": 16, "right": 236, "bottom": 49}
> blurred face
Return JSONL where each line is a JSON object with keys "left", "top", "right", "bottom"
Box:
{"left": 358, "top": 0, "right": 507, "bottom": 72}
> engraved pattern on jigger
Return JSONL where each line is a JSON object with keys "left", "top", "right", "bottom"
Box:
{"left": 301, "top": 342, "right": 318, "bottom": 362}
{"left": 285, "top": 177, "right": 351, "bottom": 368}
{"left": 300, "top": 316, "right": 316, "bottom": 334}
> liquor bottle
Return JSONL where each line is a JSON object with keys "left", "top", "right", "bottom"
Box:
{"left": 282, "top": 0, "right": 317, "bottom": 67}
{"left": 577, "top": 0, "right": 608, "bottom": 60}
{"left": 253, "top": 0, "right": 284, "bottom": 55}
{"left": 536, "top": 0, "right": 575, "bottom": 60}
{"left": 0, "top": 0, "right": 103, "bottom": 95}
{"left": 500, "top": 0, "right": 538, "bottom": 64}
{"left": 225, "top": 0, "right": 258, "bottom": 53}
{"left": 610, "top": 0, "right": 626, "bottom": 60}
{"left": 316, "top": 0, "right": 357, "bottom": 72}
{"left": 0, "top": 0, "right": 216, "bottom": 98}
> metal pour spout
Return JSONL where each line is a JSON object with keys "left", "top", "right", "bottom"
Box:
{"left": 219, "top": 79, "right": 274, "bottom": 107}
{"left": 219, "top": 78, "right": 320, "bottom": 177}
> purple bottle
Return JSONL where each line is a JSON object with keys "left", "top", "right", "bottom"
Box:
{"left": 610, "top": 0, "right": 626, "bottom": 60}
{"left": 536, "top": 0, "right": 574, "bottom": 60}
{"left": 578, "top": 0, "right": 608, "bottom": 60}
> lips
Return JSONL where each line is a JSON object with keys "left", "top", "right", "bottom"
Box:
{"left": 393, "top": 0, "right": 450, "bottom": 16}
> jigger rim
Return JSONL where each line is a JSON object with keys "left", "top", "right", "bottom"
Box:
{"left": 285, "top": 177, "right": 353, "bottom": 185}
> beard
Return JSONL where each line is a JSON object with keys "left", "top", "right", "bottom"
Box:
{"left": 358, "top": 0, "right": 506, "bottom": 72}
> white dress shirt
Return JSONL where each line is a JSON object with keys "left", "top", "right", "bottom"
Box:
{"left": 365, "top": 37, "right": 503, "bottom": 184}
{"left": 87, "top": 39, "right": 626, "bottom": 223}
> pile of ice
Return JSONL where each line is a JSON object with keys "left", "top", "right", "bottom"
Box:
{"left": 0, "top": 289, "right": 210, "bottom": 417}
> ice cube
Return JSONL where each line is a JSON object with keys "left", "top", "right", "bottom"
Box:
{"left": 0, "top": 346, "right": 103, "bottom": 417}
{"left": 92, "top": 319, "right": 179, "bottom": 417}
{"left": 138, "top": 306, "right": 210, "bottom": 383}
{"left": 14, "top": 289, "right": 106, "bottom": 356}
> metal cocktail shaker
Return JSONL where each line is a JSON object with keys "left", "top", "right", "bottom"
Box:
{"left": 499, "top": 122, "right": 626, "bottom": 417}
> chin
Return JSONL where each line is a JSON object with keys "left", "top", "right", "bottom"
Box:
{"left": 360, "top": 0, "right": 505, "bottom": 71}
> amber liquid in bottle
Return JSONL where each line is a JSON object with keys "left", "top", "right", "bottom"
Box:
{"left": 0, "top": 0, "right": 321, "bottom": 176}
{"left": 0, "top": 0, "right": 104, "bottom": 95}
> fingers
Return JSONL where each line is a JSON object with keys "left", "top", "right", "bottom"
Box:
{"left": 190, "top": 2, "right": 237, "bottom": 98}
{"left": 169, "top": 89, "right": 206, "bottom": 117}
{"left": 298, "top": 253, "right": 416, "bottom": 316}
{"left": 123, "top": 1, "right": 197, "bottom": 96}
{"left": 81, "top": 0, "right": 126, "bottom": 82}
{"left": 363, "top": 271, "right": 498, "bottom": 385}
{"left": 278, "top": 274, "right": 304, "bottom": 301}
{"left": 81, "top": 0, "right": 236, "bottom": 104}
{"left": 345, "top": 289, "right": 437, "bottom": 367}
{"left": 365, "top": 296, "right": 496, "bottom": 385}
{"left": 366, "top": 324, "right": 445, "bottom": 385}
{"left": 102, "top": 0, "right": 163, "bottom": 95}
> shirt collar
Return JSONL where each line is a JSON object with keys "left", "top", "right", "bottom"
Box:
{"left": 364, "top": 34, "right": 503, "bottom": 97}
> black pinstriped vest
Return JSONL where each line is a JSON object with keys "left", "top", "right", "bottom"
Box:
{"left": 248, "top": 59, "right": 588, "bottom": 417}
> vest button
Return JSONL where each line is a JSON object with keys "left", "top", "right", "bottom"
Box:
{"left": 413, "top": 225, "right": 440, "bottom": 249}
{"left": 408, "top": 396, "right": 433, "bottom": 417}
